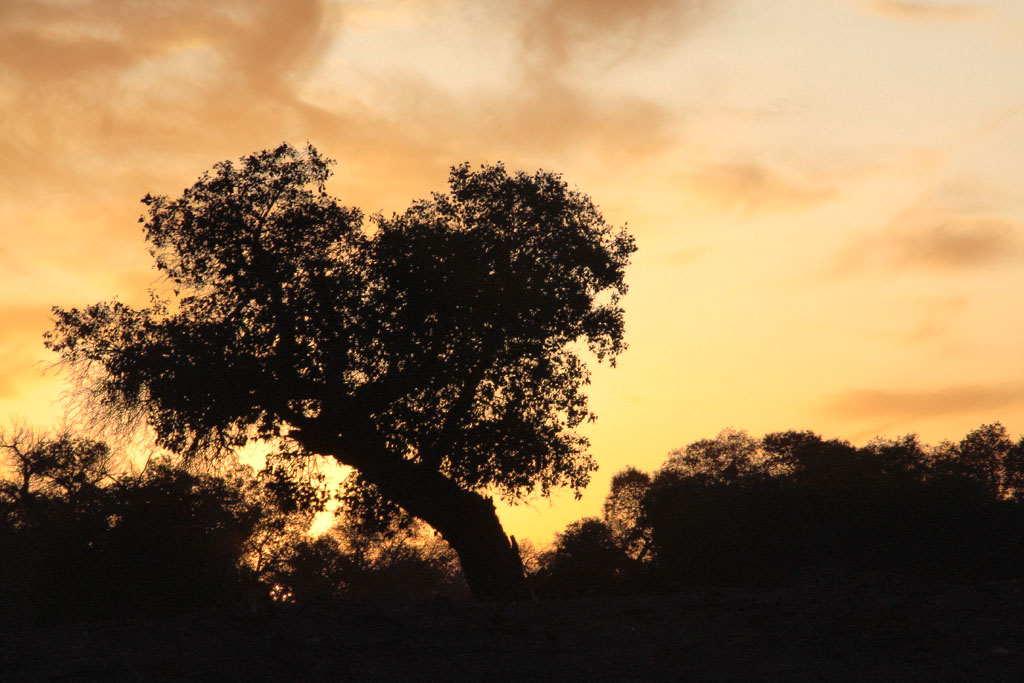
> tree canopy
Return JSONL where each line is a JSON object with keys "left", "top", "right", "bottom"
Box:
{"left": 46, "top": 143, "right": 635, "bottom": 599}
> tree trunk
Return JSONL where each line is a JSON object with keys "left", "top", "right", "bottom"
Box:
{"left": 363, "top": 465, "right": 533, "bottom": 602}
{"left": 294, "top": 423, "right": 532, "bottom": 601}
{"left": 411, "top": 483, "right": 532, "bottom": 602}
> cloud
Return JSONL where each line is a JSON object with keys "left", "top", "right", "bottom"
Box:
{"left": 681, "top": 162, "right": 836, "bottom": 212}
{"left": 392, "top": 0, "right": 724, "bottom": 171}
{"left": 891, "top": 218, "right": 1019, "bottom": 268}
{"left": 0, "top": 0, "right": 338, "bottom": 199}
{"left": 825, "top": 383, "right": 1024, "bottom": 421}
{"left": 0, "top": 0, "right": 680, "bottom": 212}
{"left": 487, "top": 83, "right": 675, "bottom": 162}
{"left": 0, "top": 0, "right": 685, "bottom": 317}
{"left": 0, "top": 0, "right": 331, "bottom": 85}
{"left": 863, "top": 1, "right": 987, "bottom": 22}
{"left": 514, "top": 0, "right": 723, "bottom": 72}
{"left": 832, "top": 213, "right": 1022, "bottom": 274}
{"left": 905, "top": 295, "right": 969, "bottom": 343}
{"left": 340, "top": 61, "right": 678, "bottom": 186}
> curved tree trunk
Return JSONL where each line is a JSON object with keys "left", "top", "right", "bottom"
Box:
{"left": 361, "top": 465, "right": 533, "bottom": 602}
{"left": 294, "top": 423, "right": 532, "bottom": 601}
{"left": 400, "top": 480, "right": 532, "bottom": 602}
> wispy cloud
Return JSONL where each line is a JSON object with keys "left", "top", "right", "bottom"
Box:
{"left": 681, "top": 162, "right": 836, "bottom": 212}
{"left": 892, "top": 218, "right": 1019, "bottom": 268}
{"left": 0, "top": 0, "right": 331, "bottom": 86}
{"left": 515, "top": 0, "right": 722, "bottom": 72}
{"left": 486, "top": 84, "right": 675, "bottom": 162}
{"left": 825, "top": 383, "right": 1024, "bottom": 421}
{"left": 863, "top": 1, "right": 987, "bottom": 22}
{"left": 832, "top": 212, "right": 1021, "bottom": 274}
{"left": 0, "top": 0, "right": 698, "bottom": 210}
{"left": 423, "top": 0, "right": 731, "bottom": 169}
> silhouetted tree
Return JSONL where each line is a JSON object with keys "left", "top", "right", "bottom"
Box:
{"left": 46, "top": 144, "right": 635, "bottom": 600}
{"left": 100, "top": 462, "right": 263, "bottom": 615}
{"left": 533, "top": 517, "right": 628, "bottom": 598}
{"left": 0, "top": 425, "right": 113, "bottom": 503}
{"left": 1, "top": 427, "right": 115, "bottom": 621}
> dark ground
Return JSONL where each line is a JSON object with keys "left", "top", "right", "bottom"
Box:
{"left": 3, "top": 573, "right": 1023, "bottom": 681}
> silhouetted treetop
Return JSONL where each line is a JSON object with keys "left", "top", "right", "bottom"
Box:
{"left": 45, "top": 143, "right": 635, "bottom": 600}
{"left": 0, "top": 426, "right": 113, "bottom": 501}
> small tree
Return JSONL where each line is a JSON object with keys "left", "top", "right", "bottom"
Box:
{"left": 0, "top": 424, "right": 113, "bottom": 502}
{"left": 46, "top": 144, "right": 635, "bottom": 600}
{"left": 534, "top": 518, "right": 627, "bottom": 598}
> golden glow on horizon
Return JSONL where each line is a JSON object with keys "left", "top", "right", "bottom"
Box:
{"left": 3, "top": 0, "right": 1024, "bottom": 542}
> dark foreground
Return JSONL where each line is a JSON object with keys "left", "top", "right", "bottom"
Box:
{"left": 3, "top": 574, "right": 1023, "bottom": 682}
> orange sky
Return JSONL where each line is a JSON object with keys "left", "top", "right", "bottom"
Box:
{"left": 3, "top": 0, "right": 1024, "bottom": 543}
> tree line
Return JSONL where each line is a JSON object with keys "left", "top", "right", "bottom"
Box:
{"left": 535, "top": 423, "right": 1024, "bottom": 598}
{"left": 5, "top": 421, "right": 1024, "bottom": 624}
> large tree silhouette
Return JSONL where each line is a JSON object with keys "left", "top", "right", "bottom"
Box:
{"left": 46, "top": 144, "right": 634, "bottom": 600}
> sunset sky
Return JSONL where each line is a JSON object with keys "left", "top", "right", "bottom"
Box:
{"left": 3, "top": 0, "right": 1024, "bottom": 542}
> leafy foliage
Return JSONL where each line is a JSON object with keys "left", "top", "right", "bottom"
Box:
{"left": 46, "top": 144, "right": 634, "bottom": 501}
